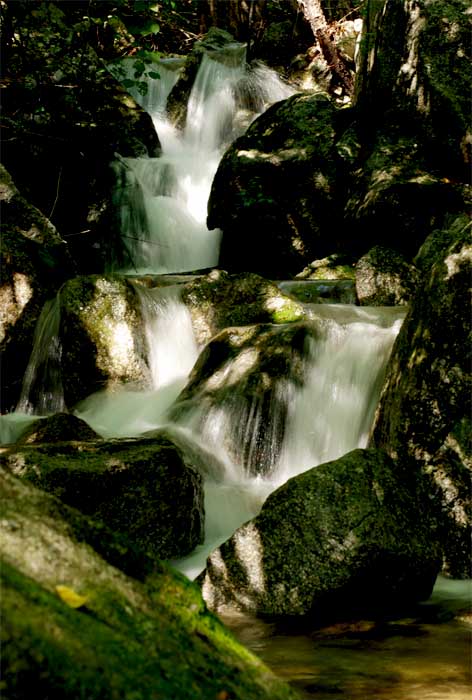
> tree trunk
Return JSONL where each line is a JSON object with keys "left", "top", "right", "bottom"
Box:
{"left": 298, "top": 0, "right": 354, "bottom": 93}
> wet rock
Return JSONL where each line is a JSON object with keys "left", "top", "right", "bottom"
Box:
{"left": 208, "top": 93, "right": 346, "bottom": 278}
{"left": 17, "top": 413, "right": 99, "bottom": 444}
{"left": 181, "top": 270, "right": 305, "bottom": 346}
{"left": 0, "top": 469, "right": 298, "bottom": 700}
{"left": 199, "top": 448, "right": 441, "bottom": 618}
{"left": 278, "top": 279, "right": 356, "bottom": 305}
{"left": 0, "top": 165, "right": 74, "bottom": 412}
{"left": 296, "top": 253, "right": 356, "bottom": 281}
{"left": 370, "top": 224, "right": 472, "bottom": 577}
{"left": 1, "top": 435, "right": 204, "bottom": 560}
{"left": 170, "top": 322, "right": 312, "bottom": 476}
{"left": 355, "top": 246, "right": 418, "bottom": 306}
{"left": 59, "top": 275, "right": 152, "bottom": 407}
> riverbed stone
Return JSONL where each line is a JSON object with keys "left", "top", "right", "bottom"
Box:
{"left": 181, "top": 270, "right": 305, "bottom": 346}
{"left": 0, "top": 435, "right": 204, "bottom": 560}
{"left": 0, "top": 469, "right": 298, "bottom": 700}
{"left": 199, "top": 448, "right": 441, "bottom": 619}
{"left": 355, "top": 246, "right": 418, "bottom": 306}
{"left": 370, "top": 222, "right": 472, "bottom": 577}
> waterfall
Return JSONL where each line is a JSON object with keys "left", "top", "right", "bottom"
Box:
{"left": 112, "top": 49, "right": 294, "bottom": 275}
{"left": 16, "top": 294, "right": 65, "bottom": 416}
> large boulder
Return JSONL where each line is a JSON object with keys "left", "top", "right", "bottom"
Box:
{"left": 199, "top": 448, "right": 441, "bottom": 618}
{"left": 170, "top": 322, "right": 312, "bottom": 476}
{"left": 208, "top": 92, "right": 347, "bottom": 278}
{"left": 181, "top": 270, "right": 305, "bottom": 346}
{"left": 0, "top": 469, "right": 298, "bottom": 700}
{"left": 1, "top": 435, "right": 204, "bottom": 560}
{"left": 370, "top": 221, "right": 472, "bottom": 577}
{"left": 1, "top": 2, "right": 159, "bottom": 274}
{"left": 355, "top": 0, "right": 471, "bottom": 180}
{"left": 346, "top": 0, "right": 471, "bottom": 256}
{"left": 355, "top": 245, "right": 418, "bottom": 306}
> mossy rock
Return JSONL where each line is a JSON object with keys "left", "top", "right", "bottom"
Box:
{"left": 370, "top": 223, "right": 472, "bottom": 577}
{"left": 59, "top": 275, "right": 152, "bottom": 407}
{"left": 0, "top": 469, "right": 298, "bottom": 700}
{"left": 181, "top": 270, "right": 305, "bottom": 346}
{"left": 208, "top": 93, "right": 348, "bottom": 278}
{"left": 296, "top": 253, "right": 356, "bottom": 281}
{"left": 1, "top": 435, "right": 204, "bottom": 560}
{"left": 17, "top": 412, "right": 100, "bottom": 444}
{"left": 199, "top": 448, "right": 442, "bottom": 618}
{"left": 169, "top": 322, "right": 313, "bottom": 476}
{"left": 355, "top": 246, "right": 418, "bottom": 306}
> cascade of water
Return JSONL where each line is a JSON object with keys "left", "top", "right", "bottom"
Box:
{"left": 16, "top": 294, "right": 65, "bottom": 416}
{"left": 113, "top": 48, "right": 294, "bottom": 275}
{"left": 74, "top": 284, "right": 199, "bottom": 438}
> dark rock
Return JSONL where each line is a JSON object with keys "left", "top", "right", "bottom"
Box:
{"left": 355, "top": 0, "right": 471, "bottom": 180}
{"left": 370, "top": 224, "right": 471, "bottom": 577}
{"left": 170, "top": 323, "right": 312, "bottom": 476}
{"left": 1, "top": 435, "right": 204, "bottom": 560}
{"left": 208, "top": 93, "right": 347, "bottom": 278}
{"left": 355, "top": 246, "right": 418, "bottom": 306}
{"left": 181, "top": 270, "right": 305, "bottom": 346}
{"left": 17, "top": 413, "right": 99, "bottom": 444}
{"left": 0, "top": 469, "right": 298, "bottom": 700}
{"left": 199, "top": 448, "right": 441, "bottom": 618}
{"left": 0, "top": 165, "right": 74, "bottom": 412}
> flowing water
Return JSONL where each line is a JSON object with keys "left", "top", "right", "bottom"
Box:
{"left": 2, "top": 44, "right": 470, "bottom": 699}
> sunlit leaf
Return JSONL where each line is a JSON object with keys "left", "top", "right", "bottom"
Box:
{"left": 55, "top": 585, "right": 89, "bottom": 609}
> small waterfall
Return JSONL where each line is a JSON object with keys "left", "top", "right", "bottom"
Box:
{"left": 74, "top": 284, "right": 199, "bottom": 438}
{"left": 113, "top": 47, "right": 294, "bottom": 275}
{"left": 16, "top": 294, "right": 65, "bottom": 416}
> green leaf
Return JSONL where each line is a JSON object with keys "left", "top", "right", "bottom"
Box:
{"left": 122, "top": 78, "right": 136, "bottom": 87}
{"left": 148, "top": 71, "right": 160, "bottom": 79}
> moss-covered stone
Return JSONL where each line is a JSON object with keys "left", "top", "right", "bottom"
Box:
{"left": 17, "top": 412, "right": 99, "bottom": 444}
{"left": 199, "top": 448, "right": 442, "bottom": 619}
{"left": 0, "top": 470, "right": 299, "bottom": 700}
{"left": 296, "top": 253, "right": 356, "bottom": 281}
{"left": 355, "top": 246, "right": 418, "bottom": 306}
{"left": 181, "top": 270, "right": 305, "bottom": 346}
{"left": 370, "top": 223, "right": 471, "bottom": 577}
{"left": 169, "top": 322, "right": 313, "bottom": 476}
{"left": 208, "top": 93, "right": 347, "bottom": 278}
{"left": 1, "top": 435, "right": 204, "bottom": 560}
{"left": 59, "top": 275, "right": 152, "bottom": 406}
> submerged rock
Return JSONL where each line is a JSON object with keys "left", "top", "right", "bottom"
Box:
{"left": 170, "top": 322, "right": 312, "bottom": 476}
{"left": 181, "top": 270, "right": 305, "bottom": 345}
{"left": 355, "top": 246, "right": 418, "bottom": 306}
{"left": 0, "top": 470, "right": 298, "bottom": 700}
{"left": 370, "top": 221, "right": 472, "bottom": 577}
{"left": 199, "top": 448, "right": 441, "bottom": 618}
{"left": 1, "top": 435, "right": 204, "bottom": 560}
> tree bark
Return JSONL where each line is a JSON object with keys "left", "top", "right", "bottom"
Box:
{"left": 298, "top": 0, "right": 354, "bottom": 94}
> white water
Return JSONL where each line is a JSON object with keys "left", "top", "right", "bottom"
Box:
{"left": 1, "top": 49, "right": 406, "bottom": 580}
{"left": 113, "top": 50, "right": 294, "bottom": 274}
